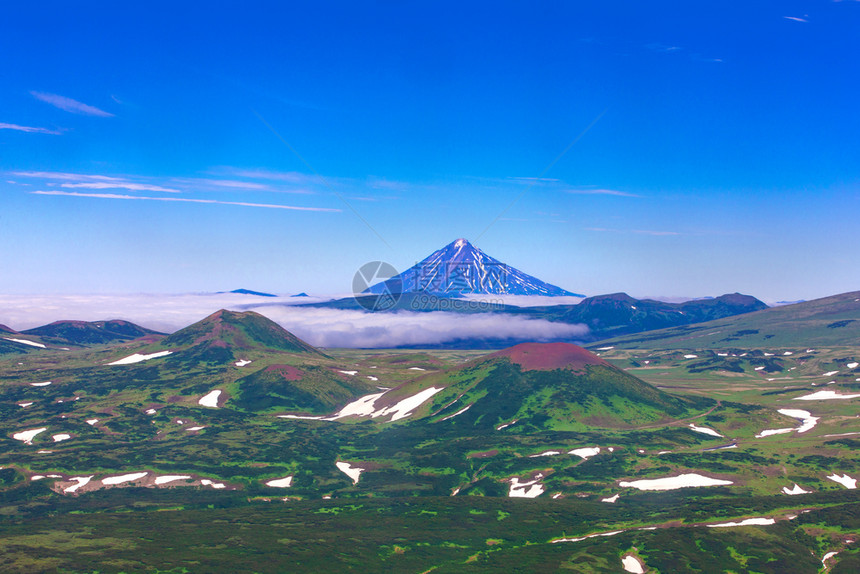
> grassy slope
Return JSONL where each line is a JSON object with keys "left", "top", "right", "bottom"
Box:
{"left": 590, "top": 290, "right": 860, "bottom": 350}
{"left": 1, "top": 338, "right": 860, "bottom": 572}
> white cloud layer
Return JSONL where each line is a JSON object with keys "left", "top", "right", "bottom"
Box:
{"left": 459, "top": 294, "right": 585, "bottom": 307}
{"left": 0, "top": 293, "right": 588, "bottom": 348}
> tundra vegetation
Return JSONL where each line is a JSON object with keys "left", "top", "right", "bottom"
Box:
{"left": 0, "top": 309, "right": 858, "bottom": 572}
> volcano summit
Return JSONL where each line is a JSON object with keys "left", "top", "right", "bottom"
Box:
{"left": 365, "top": 238, "right": 583, "bottom": 297}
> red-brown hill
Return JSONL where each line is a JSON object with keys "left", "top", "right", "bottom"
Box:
{"left": 484, "top": 342, "right": 608, "bottom": 372}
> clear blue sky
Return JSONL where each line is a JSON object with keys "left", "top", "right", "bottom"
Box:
{"left": 1, "top": 1, "right": 858, "bottom": 302}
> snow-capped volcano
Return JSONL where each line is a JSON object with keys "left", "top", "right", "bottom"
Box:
{"left": 365, "top": 239, "right": 582, "bottom": 296}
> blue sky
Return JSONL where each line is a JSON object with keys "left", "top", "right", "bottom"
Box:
{"left": 2, "top": 1, "right": 858, "bottom": 302}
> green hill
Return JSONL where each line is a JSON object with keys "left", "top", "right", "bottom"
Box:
{"left": 372, "top": 343, "right": 708, "bottom": 430}
{"left": 589, "top": 291, "right": 860, "bottom": 350}
{"left": 22, "top": 320, "right": 161, "bottom": 346}
{"left": 159, "top": 309, "right": 324, "bottom": 363}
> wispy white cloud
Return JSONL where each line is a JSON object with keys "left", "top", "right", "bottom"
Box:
{"left": 784, "top": 16, "right": 809, "bottom": 22}
{"left": 587, "top": 227, "right": 681, "bottom": 236}
{"left": 213, "top": 167, "right": 311, "bottom": 183}
{"left": 0, "top": 122, "right": 63, "bottom": 135}
{"left": 32, "top": 190, "right": 341, "bottom": 212}
{"left": 12, "top": 171, "right": 124, "bottom": 182}
{"left": 173, "top": 176, "right": 316, "bottom": 194}
{"left": 188, "top": 178, "right": 273, "bottom": 190}
{"left": 565, "top": 188, "right": 641, "bottom": 198}
{"left": 647, "top": 43, "right": 683, "bottom": 54}
{"left": 60, "top": 182, "right": 181, "bottom": 193}
{"left": 510, "top": 177, "right": 561, "bottom": 184}
{"left": 12, "top": 171, "right": 180, "bottom": 193}
{"left": 30, "top": 91, "right": 114, "bottom": 117}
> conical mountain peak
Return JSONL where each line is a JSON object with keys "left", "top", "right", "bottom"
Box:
{"left": 365, "top": 239, "right": 583, "bottom": 297}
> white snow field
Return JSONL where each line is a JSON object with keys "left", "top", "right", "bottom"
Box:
{"left": 154, "top": 475, "right": 192, "bottom": 485}
{"left": 107, "top": 350, "right": 172, "bottom": 365}
{"left": 707, "top": 517, "right": 776, "bottom": 528}
{"left": 13, "top": 427, "right": 47, "bottom": 444}
{"left": 782, "top": 484, "right": 810, "bottom": 495}
{"left": 440, "top": 404, "right": 472, "bottom": 421}
{"left": 52, "top": 434, "right": 71, "bottom": 442}
{"left": 86, "top": 419, "right": 99, "bottom": 425}
{"left": 620, "top": 473, "right": 733, "bottom": 491}
{"left": 508, "top": 476, "right": 545, "bottom": 498}
{"left": 552, "top": 530, "right": 623, "bottom": 543}
{"left": 30, "top": 381, "right": 52, "bottom": 387}
{"left": 198, "top": 390, "right": 222, "bottom": 408}
{"left": 234, "top": 359, "right": 251, "bottom": 367}
{"left": 336, "top": 461, "right": 364, "bottom": 484}
{"left": 826, "top": 474, "right": 857, "bottom": 489}
{"left": 569, "top": 447, "right": 601, "bottom": 459}
{"left": 779, "top": 409, "right": 819, "bottom": 432}
{"left": 622, "top": 555, "right": 645, "bottom": 574}
{"left": 265, "top": 476, "right": 294, "bottom": 488}
{"left": 18, "top": 402, "right": 33, "bottom": 408}
{"left": 102, "top": 472, "right": 148, "bottom": 485}
{"left": 338, "top": 370, "right": 358, "bottom": 376}
{"left": 529, "top": 450, "right": 562, "bottom": 458}
{"left": 3, "top": 337, "right": 46, "bottom": 348}
{"left": 329, "top": 387, "right": 444, "bottom": 422}
{"left": 794, "top": 390, "right": 860, "bottom": 401}
{"left": 758, "top": 409, "right": 819, "bottom": 437}
{"left": 64, "top": 476, "right": 93, "bottom": 493}
{"left": 822, "top": 551, "right": 839, "bottom": 565}
{"left": 689, "top": 424, "right": 723, "bottom": 437}
{"left": 601, "top": 494, "right": 620, "bottom": 503}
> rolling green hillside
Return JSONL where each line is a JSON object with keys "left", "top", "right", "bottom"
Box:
{"left": 161, "top": 309, "right": 323, "bottom": 356}
{"left": 378, "top": 343, "right": 708, "bottom": 431}
{"left": 22, "top": 319, "right": 161, "bottom": 346}
{"left": 588, "top": 291, "right": 860, "bottom": 349}
{"left": 1, "top": 317, "right": 859, "bottom": 572}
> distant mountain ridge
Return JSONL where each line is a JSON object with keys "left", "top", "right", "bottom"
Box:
{"left": 365, "top": 238, "right": 582, "bottom": 297}
{"left": 588, "top": 290, "right": 860, "bottom": 349}
{"left": 219, "top": 289, "right": 278, "bottom": 297}
{"left": 519, "top": 292, "right": 768, "bottom": 341}
{"left": 22, "top": 320, "right": 161, "bottom": 346}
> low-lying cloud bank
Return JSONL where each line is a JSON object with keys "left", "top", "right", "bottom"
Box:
{"left": 0, "top": 294, "right": 588, "bottom": 348}
{"left": 0, "top": 293, "right": 332, "bottom": 333}
{"left": 256, "top": 306, "right": 588, "bottom": 348}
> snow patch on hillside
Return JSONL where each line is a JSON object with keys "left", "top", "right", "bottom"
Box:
{"left": 620, "top": 473, "right": 733, "bottom": 491}
{"left": 108, "top": 350, "right": 172, "bottom": 365}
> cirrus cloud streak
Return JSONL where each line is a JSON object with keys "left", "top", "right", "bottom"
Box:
{"left": 30, "top": 91, "right": 114, "bottom": 117}
{"left": 0, "top": 122, "right": 63, "bottom": 135}
{"left": 31, "top": 190, "right": 340, "bottom": 212}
